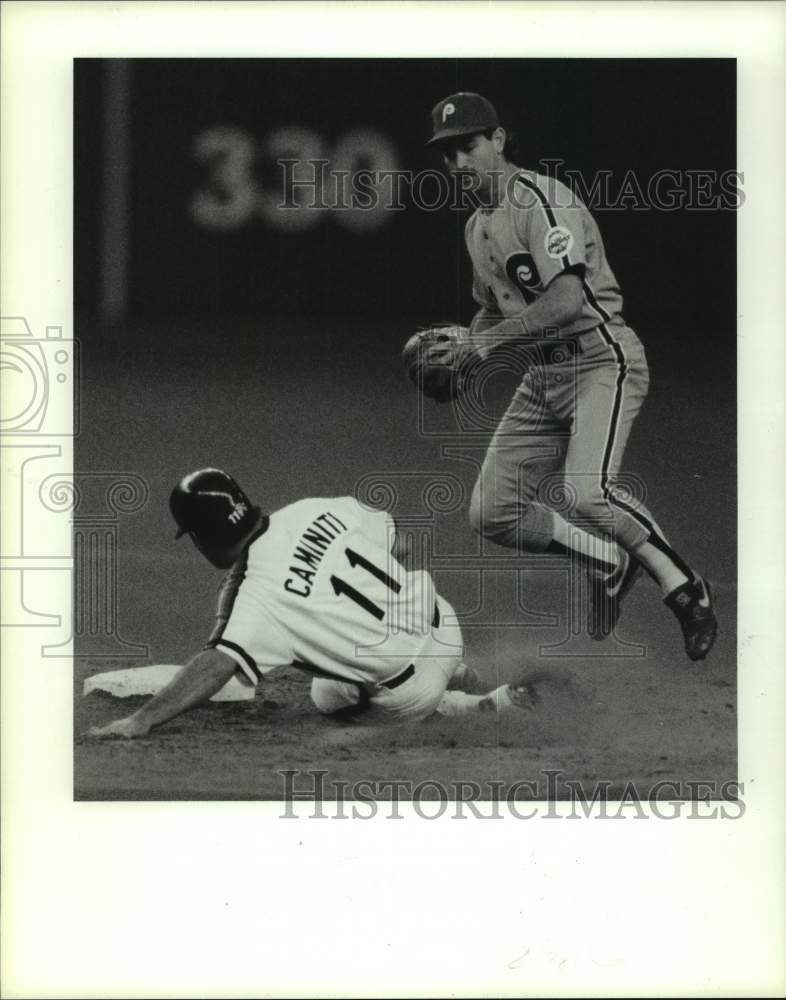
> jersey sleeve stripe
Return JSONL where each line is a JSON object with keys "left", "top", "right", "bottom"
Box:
{"left": 581, "top": 274, "right": 613, "bottom": 325}
{"left": 516, "top": 174, "right": 559, "bottom": 227}
{"left": 212, "top": 638, "right": 261, "bottom": 684}
{"left": 206, "top": 551, "right": 249, "bottom": 648}
{"left": 515, "top": 174, "right": 575, "bottom": 270}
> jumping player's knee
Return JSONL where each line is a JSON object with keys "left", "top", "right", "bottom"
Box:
{"left": 470, "top": 489, "right": 515, "bottom": 542}
{"left": 468, "top": 484, "right": 489, "bottom": 537}
{"left": 470, "top": 479, "right": 518, "bottom": 535}
{"left": 573, "top": 493, "right": 609, "bottom": 526}
{"left": 561, "top": 473, "right": 608, "bottom": 525}
{"left": 469, "top": 482, "right": 551, "bottom": 552}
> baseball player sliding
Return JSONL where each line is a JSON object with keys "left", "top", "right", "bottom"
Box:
{"left": 412, "top": 92, "right": 717, "bottom": 660}
{"left": 86, "top": 469, "right": 540, "bottom": 740}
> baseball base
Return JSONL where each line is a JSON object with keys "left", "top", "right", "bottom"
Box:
{"left": 83, "top": 664, "right": 255, "bottom": 702}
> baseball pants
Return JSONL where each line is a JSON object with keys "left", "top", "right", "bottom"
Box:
{"left": 310, "top": 597, "right": 465, "bottom": 722}
{"left": 469, "top": 324, "right": 656, "bottom": 554}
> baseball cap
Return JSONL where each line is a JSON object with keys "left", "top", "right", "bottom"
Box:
{"left": 426, "top": 92, "right": 500, "bottom": 147}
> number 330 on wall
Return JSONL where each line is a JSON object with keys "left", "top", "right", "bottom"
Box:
{"left": 190, "top": 125, "right": 400, "bottom": 233}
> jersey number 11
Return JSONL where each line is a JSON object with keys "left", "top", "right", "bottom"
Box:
{"left": 330, "top": 547, "right": 401, "bottom": 621}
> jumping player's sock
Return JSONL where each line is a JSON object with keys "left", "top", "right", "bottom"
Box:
{"left": 631, "top": 538, "right": 693, "bottom": 596}
{"left": 548, "top": 515, "right": 619, "bottom": 574}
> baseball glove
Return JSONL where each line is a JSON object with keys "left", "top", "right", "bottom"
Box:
{"left": 402, "top": 324, "right": 471, "bottom": 403}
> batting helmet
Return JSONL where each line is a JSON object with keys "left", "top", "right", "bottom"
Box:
{"left": 169, "top": 468, "right": 260, "bottom": 547}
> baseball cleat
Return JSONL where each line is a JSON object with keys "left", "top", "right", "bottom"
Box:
{"left": 587, "top": 549, "right": 643, "bottom": 640}
{"left": 447, "top": 663, "right": 482, "bottom": 693}
{"left": 664, "top": 576, "right": 718, "bottom": 661}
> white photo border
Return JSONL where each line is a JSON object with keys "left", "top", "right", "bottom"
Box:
{"left": 1, "top": 2, "right": 784, "bottom": 997}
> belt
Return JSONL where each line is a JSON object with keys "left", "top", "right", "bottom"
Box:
{"left": 382, "top": 663, "right": 415, "bottom": 690}
{"left": 522, "top": 339, "right": 577, "bottom": 367}
{"left": 380, "top": 602, "right": 441, "bottom": 690}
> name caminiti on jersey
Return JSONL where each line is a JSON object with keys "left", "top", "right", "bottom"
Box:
{"left": 465, "top": 170, "right": 625, "bottom": 337}
{"left": 283, "top": 510, "right": 349, "bottom": 597}
{"left": 205, "top": 497, "right": 451, "bottom": 686}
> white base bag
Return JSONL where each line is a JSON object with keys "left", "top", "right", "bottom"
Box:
{"left": 82, "top": 663, "right": 254, "bottom": 702}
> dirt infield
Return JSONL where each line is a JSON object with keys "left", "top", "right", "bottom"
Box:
{"left": 73, "top": 320, "right": 736, "bottom": 801}
{"left": 74, "top": 583, "right": 736, "bottom": 801}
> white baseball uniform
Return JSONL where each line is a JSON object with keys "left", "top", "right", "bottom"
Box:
{"left": 205, "top": 496, "right": 465, "bottom": 721}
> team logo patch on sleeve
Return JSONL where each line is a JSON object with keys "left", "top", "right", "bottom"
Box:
{"left": 545, "top": 225, "right": 574, "bottom": 259}
{"left": 505, "top": 252, "right": 541, "bottom": 304}
{"left": 505, "top": 252, "right": 541, "bottom": 290}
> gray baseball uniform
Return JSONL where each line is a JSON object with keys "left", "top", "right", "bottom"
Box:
{"left": 466, "top": 170, "right": 660, "bottom": 555}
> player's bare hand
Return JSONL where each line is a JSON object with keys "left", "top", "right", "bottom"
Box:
{"left": 82, "top": 715, "right": 150, "bottom": 741}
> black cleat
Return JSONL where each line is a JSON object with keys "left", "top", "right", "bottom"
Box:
{"left": 664, "top": 576, "right": 718, "bottom": 661}
{"left": 587, "top": 549, "right": 643, "bottom": 640}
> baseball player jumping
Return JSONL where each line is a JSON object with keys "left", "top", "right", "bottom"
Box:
{"left": 85, "top": 469, "right": 541, "bottom": 740}
{"left": 418, "top": 92, "right": 717, "bottom": 661}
